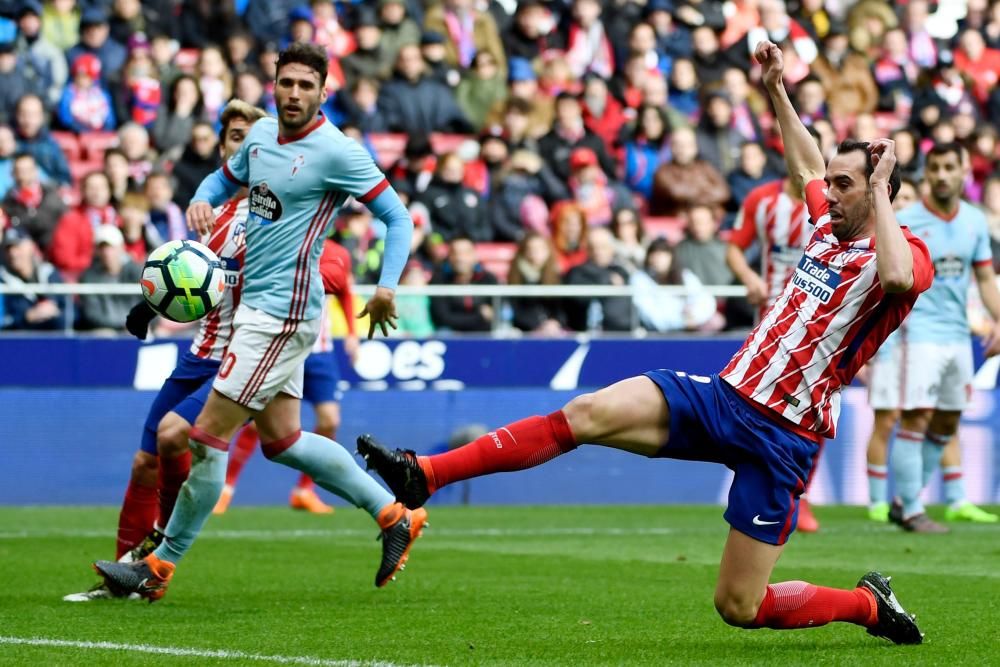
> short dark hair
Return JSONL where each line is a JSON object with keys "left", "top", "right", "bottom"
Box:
{"left": 927, "top": 141, "right": 963, "bottom": 164}
{"left": 11, "top": 151, "right": 35, "bottom": 164}
{"left": 275, "top": 42, "right": 328, "bottom": 81}
{"left": 836, "top": 140, "right": 901, "bottom": 203}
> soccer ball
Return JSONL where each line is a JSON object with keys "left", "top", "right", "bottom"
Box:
{"left": 140, "top": 240, "right": 226, "bottom": 323}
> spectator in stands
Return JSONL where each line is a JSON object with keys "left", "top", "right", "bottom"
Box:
{"left": 695, "top": 90, "right": 743, "bottom": 177}
{"left": 149, "top": 32, "right": 181, "bottom": 84}
{"left": 67, "top": 8, "right": 127, "bottom": 84}
{"left": 15, "top": 1, "right": 66, "bottom": 109}
{"left": 338, "top": 77, "right": 388, "bottom": 134}
{"left": 117, "top": 122, "right": 155, "bottom": 185}
{"left": 0, "top": 40, "right": 43, "bottom": 128}
{"left": 456, "top": 50, "right": 508, "bottom": 132}
{"left": 416, "top": 152, "right": 491, "bottom": 242}
{"left": 506, "top": 232, "right": 565, "bottom": 335}
{"left": 177, "top": 0, "right": 237, "bottom": 50}
{"left": 647, "top": 0, "right": 692, "bottom": 60}
{"left": 118, "top": 191, "right": 159, "bottom": 264}
{"left": 224, "top": 29, "right": 256, "bottom": 75}
{"left": 285, "top": 5, "right": 317, "bottom": 47}
{"left": 538, "top": 92, "right": 615, "bottom": 184}
{"left": 13, "top": 94, "right": 70, "bottom": 185}
{"left": 378, "top": 44, "right": 472, "bottom": 135}
{"left": 0, "top": 226, "right": 66, "bottom": 331}
{"left": 378, "top": 0, "right": 421, "bottom": 68}
{"left": 667, "top": 57, "right": 700, "bottom": 118}
{"left": 624, "top": 104, "right": 670, "bottom": 199}
{"left": 955, "top": 28, "right": 1000, "bottom": 105}
{"left": 145, "top": 171, "right": 187, "bottom": 242}
{"left": 171, "top": 121, "right": 218, "bottom": 208}
{"left": 1, "top": 152, "right": 65, "bottom": 250}
{"left": 690, "top": 25, "right": 735, "bottom": 85}
{"left": 152, "top": 74, "right": 204, "bottom": 157}
{"left": 484, "top": 59, "right": 552, "bottom": 141}
{"left": 50, "top": 171, "right": 120, "bottom": 282}
{"left": 41, "top": 0, "right": 81, "bottom": 53}
{"left": 563, "top": 226, "right": 631, "bottom": 332}
{"left": 112, "top": 37, "right": 162, "bottom": 129}
{"left": 77, "top": 224, "right": 142, "bottom": 331}
{"left": 502, "top": 1, "right": 558, "bottom": 62}
{"left": 234, "top": 70, "right": 266, "bottom": 109}
{"left": 429, "top": 236, "right": 499, "bottom": 333}
{"left": 721, "top": 67, "right": 763, "bottom": 142}
{"left": 609, "top": 207, "right": 646, "bottom": 274}
{"left": 564, "top": 0, "right": 614, "bottom": 80}
{"left": 727, "top": 141, "right": 776, "bottom": 211}
{"left": 394, "top": 260, "right": 435, "bottom": 337}
{"left": 341, "top": 6, "right": 393, "bottom": 84}
{"left": 675, "top": 0, "right": 726, "bottom": 32}
{"left": 196, "top": 45, "right": 233, "bottom": 124}
{"left": 0, "top": 125, "right": 17, "bottom": 198}
{"left": 566, "top": 147, "right": 631, "bottom": 227}
{"left": 873, "top": 27, "right": 919, "bottom": 116}
{"left": 811, "top": 24, "right": 879, "bottom": 120}
{"left": 630, "top": 237, "right": 722, "bottom": 333}
{"left": 58, "top": 53, "right": 116, "bottom": 132}
{"left": 244, "top": 0, "right": 301, "bottom": 45}
{"left": 795, "top": 75, "right": 827, "bottom": 125}
{"left": 109, "top": 0, "right": 147, "bottom": 46}
{"left": 550, "top": 201, "right": 589, "bottom": 273}
{"left": 103, "top": 147, "right": 131, "bottom": 205}
{"left": 580, "top": 74, "right": 626, "bottom": 155}
{"left": 424, "top": 0, "right": 507, "bottom": 79}
{"left": 650, "top": 126, "right": 729, "bottom": 216}
{"left": 674, "top": 204, "right": 733, "bottom": 287}
{"left": 489, "top": 146, "right": 569, "bottom": 242}
{"left": 420, "top": 31, "right": 462, "bottom": 88}
{"left": 982, "top": 174, "right": 1000, "bottom": 269}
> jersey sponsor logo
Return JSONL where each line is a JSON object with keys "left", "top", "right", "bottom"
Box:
{"left": 248, "top": 182, "right": 283, "bottom": 226}
{"left": 933, "top": 255, "right": 964, "bottom": 279}
{"left": 791, "top": 255, "right": 842, "bottom": 303}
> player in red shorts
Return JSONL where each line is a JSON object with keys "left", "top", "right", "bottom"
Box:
{"left": 727, "top": 175, "right": 823, "bottom": 532}
{"left": 358, "top": 41, "right": 931, "bottom": 644}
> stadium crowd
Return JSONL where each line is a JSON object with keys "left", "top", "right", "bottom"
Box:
{"left": 2, "top": 0, "right": 1000, "bottom": 335}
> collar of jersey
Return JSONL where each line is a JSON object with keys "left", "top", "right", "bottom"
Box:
{"left": 277, "top": 113, "right": 326, "bottom": 145}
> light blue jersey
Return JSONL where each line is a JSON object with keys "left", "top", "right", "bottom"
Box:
{"left": 221, "top": 116, "right": 388, "bottom": 321}
{"left": 897, "top": 200, "right": 992, "bottom": 343}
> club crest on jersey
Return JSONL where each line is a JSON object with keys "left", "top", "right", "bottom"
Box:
{"left": 250, "top": 147, "right": 259, "bottom": 159}
{"left": 231, "top": 220, "right": 246, "bottom": 247}
{"left": 791, "top": 255, "right": 841, "bottom": 303}
{"left": 291, "top": 154, "right": 305, "bottom": 178}
{"left": 248, "top": 182, "right": 283, "bottom": 226}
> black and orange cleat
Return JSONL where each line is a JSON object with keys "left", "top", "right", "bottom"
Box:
{"left": 375, "top": 503, "right": 428, "bottom": 588}
{"left": 357, "top": 434, "right": 431, "bottom": 509}
{"left": 858, "top": 571, "right": 923, "bottom": 645}
{"left": 93, "top": 553, "right": 175, "bottom": 602}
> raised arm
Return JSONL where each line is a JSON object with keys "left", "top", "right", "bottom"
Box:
{"left": 755, "top": 40, "right": 826, "bottom": 195}
{"left": 868, "top": 140, "right": 915, "bottom": 293}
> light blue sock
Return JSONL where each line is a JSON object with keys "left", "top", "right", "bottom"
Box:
{"left": 892, "top": 430, "right": 925, "bottom": 518}
{"left": 942, "top": 466, "right": 965, "bottom": 506}
{"left": 268, "top": 431, "right": 393, "bottom": 519}
{"left": 920, "top": 432, "right": 949, "bottom": 487}
{"left": 155, "top": 441, "right": 228, "bottom": 564}
{"left": 867, "top": 464, "right": 888, "bottom": 507}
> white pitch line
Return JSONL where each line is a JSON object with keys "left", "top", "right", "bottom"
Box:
{"left": 0, "top": 526, "right": 676, "bottom": 539}
{"left": 0, "top": 636, "right": 431, "bottom": 667}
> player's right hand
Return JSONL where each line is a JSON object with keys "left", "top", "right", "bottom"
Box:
{"left": 754, "top": 40, "right": 783, "bottom": 88}
{"left": 126, "top": 301, "right": 157, "bottom": 340}
{"left": 186, "top": 201, "right": 216, "bottom": 236}
{"left": 745, "top": 274, "right": 768, "bottom": 306}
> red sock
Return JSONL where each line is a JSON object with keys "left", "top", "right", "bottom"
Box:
{"left": 157, "top": 450, "right": 191, "bottom": 527}
{"left": 753, "top": 581, "right": 877, "bottom": 629}
{"left": 420, "top": 411, "right": 578, "bottom": 492}
{"left": 295, "top": 473, "right": 314, "bottom": 491}
{"left": 226, "top": 425, "right": 258, "bottom": 486}
{"left": 116, "top": 480, "right": 159, "bottom": 559}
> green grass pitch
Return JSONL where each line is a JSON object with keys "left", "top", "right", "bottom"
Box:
{"left": 1, "top": 505, "right": 997, "bottom": 666}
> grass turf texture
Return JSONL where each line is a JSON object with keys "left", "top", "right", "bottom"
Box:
{"left": 0, "top": 506, "right": 997, "bottom": 666}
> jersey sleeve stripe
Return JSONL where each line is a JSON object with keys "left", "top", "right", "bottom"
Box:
{"left": 357, "top": 178, "right": 389, "bottom": 204}
{"left": 222, "top": 163, "right": 247, "bottom": 186}
{"left": 973, "top": 258, "right": 993, "bottom": 267}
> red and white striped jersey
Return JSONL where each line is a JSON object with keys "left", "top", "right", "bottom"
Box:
{"left": 312, "top": 239, "right": 356, "bottom": 353}
{"left": 721, "top": 180, "right": 933, "bottom": 439}
{"left": 729, "top": 179, "right": 809, "bottom": 320}
{"left": 190, "top": 197, "right": 248, "bottom": 361}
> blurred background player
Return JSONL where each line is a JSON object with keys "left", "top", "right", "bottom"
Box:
{"left": 867, "top": 143, "right": 1000, "bottom": 532}
{"left": 214, "top": 237, "right": 360, "bottom": 515}
{"left": 95, "top": 43, "right": 419, "bottom": 599}
{"left": 726, "top": 169, "right": 820, "bottom": 533}
{"left": 64, "top": 100, "right": 267, "bottom": 601}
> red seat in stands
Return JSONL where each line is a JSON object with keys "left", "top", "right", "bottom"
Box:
{"left": 80, "top": 131, "right": 119, "bottom": 161}
{"left": 51, "top": 131, "right": 81, "bottom": 162}
{"left": 69, "top": 158, "right": 104, "bottom": 185}
{"left": 476, "top": 242, "right": 517, "bottom": 283}
{"left": 642, "top": 216, "right": 686, "bottom": 245}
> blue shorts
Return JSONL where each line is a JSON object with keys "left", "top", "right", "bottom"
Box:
{"left": 302, "top": 350, "right": 343, "bottom": 405}
{"left": 644, "top": 370, "right": 820, "bottom": 545}
{"left": 140, "top": 353, "right": 219, "bottom": 455}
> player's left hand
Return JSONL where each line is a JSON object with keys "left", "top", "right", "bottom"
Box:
{"left": 359, "top": 286, "right": 398, "bottom": 339}
{"left": 869, "top": 139, "right": 897, "bottom": 186}
{"left": 343, "top": 334, "right": 360, "bottom": 365}
{"left": 983, "top": 322, "right": 1000, "bottom": 357}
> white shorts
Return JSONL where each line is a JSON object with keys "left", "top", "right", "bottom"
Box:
{"left": 868, "top": 340, "right": 973, "bottom": 411}
{"left": 213, "top": 305, "right": 322, "bottom": 412}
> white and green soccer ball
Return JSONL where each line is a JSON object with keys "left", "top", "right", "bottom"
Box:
{"left": 140, "top": 240, "right": 226, "bottom": 323}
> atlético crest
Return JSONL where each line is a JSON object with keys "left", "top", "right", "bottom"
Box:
{"left": 291, "top": 154, "right": 305, "bottom": 178}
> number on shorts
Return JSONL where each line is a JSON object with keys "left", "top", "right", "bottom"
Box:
{"left": 219, "top": 352, "right": 237, "bottom": 379}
